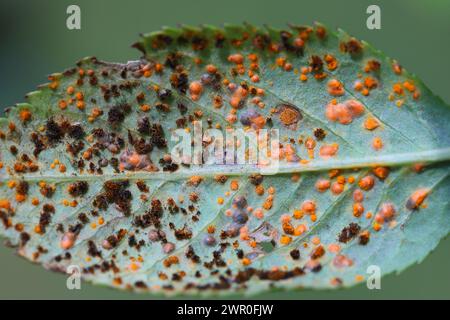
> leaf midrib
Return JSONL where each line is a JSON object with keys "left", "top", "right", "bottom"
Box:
{"left": 3, "top": 147, "right": 450, "bottom": 183}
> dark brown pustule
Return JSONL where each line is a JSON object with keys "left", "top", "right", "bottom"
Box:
{"left": 249, "top": 174, "right": 263, "bottom": 186}
{"left": 174, "top": 225, "right": 193, "bottom": 240}
{"left": 313, "top": 128, "right": 326, "bottom": 141}
{"left": 45, "top": 118, "right": 64, "bottom": 143}
{"left": 309, "top": 55, "right": 323, "bottom": 72}
{"left": 338, "top": 223, "right": 361, "bottom": 243}
{"left": 170, "top": 66, "right": 189, "bottom": 94}
{"left": 107, "top": 103, "right": 131, "bottom": 126}
{"left": 341, "top": 38, "right": 363, "bottom": 55}
{"left": 16, "top": 181, "right": 29, "bottom": 195}
{"left": 165, "top": 52, "right": 182, "bottom": 69}
{"left": 177, "top": 103, "right": 187, "bottom": 115}
{"left": 68, "top": 181, "right": 89, "bottom": 197}
{"left": 252, "top": 33, "right": 270, "bottom": 50}
{"left": 68, "top": 123, "right": 85, "bottom": 139}
{"left": 157, "top": 88, "right": 172, "bottom": 101}
{"left": 155, "top": 102, "right": 170, "bottom": 112}
{"left": 359, "top": 232, "right": 370, "bottom": 245}
{"left": 30, "top": 132, "right": 46, "bottom": 157}
{"left": 137, "top": 116, "right": 151, "bottom": 135}
{"left": 133, "top": 138, "right": 153, "bottom": 154}
{"left": 150, "top": 124, "right": 167, "bottom": 149}
{"left": 9, "top": 145, "right": 18, "bottom": 155}
{"left": 66, "top": 141, "right": 84, "bottom": 157}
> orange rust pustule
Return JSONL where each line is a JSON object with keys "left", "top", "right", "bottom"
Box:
{"left": 325, "top": 99, "right": 364, "bottom": 125}
{"left": 373, "top": 167, "right": 390, "bottom": 180}
{"left": 358, "top": 175, "right": 375, "bottom": 191}
{"left": 406, "top": 188, "right": 429, "bottom": 210}
{"left": 319, "top": 144, "right": 339, "bottom": 158}
{"left": 376, "top": 203, "right": 396, "bottom": 223}
{"left": 275, "top": 104, "right": 302, "bottom": 127}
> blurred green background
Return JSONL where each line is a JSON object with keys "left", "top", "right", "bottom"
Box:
{"left": 0, "top": 0, "right": 449, "bottom": 299}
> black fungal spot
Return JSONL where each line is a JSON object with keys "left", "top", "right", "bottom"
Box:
{"left": 20, "top": 232, "right": 30, "bottom": 246}
{"left": 78, "top": 213, "right": 90, "bottom": 224}
{"left": 9, "top": 145, "right": 18, "bottom": 155}
{"left": 290, "top": 249, "right": 300, "bottom": 260}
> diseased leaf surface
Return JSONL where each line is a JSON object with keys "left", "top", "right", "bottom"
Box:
{"left": 0, "top": 23, "right": 449, "bottom": 295}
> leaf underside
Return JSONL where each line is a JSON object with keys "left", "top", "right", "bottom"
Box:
{"left": 0, "top": 23, "right": 449, "bottom": 296}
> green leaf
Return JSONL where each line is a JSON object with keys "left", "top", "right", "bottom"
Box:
{"left": 1, "top": 23, "right": 449, "bottom": 296}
